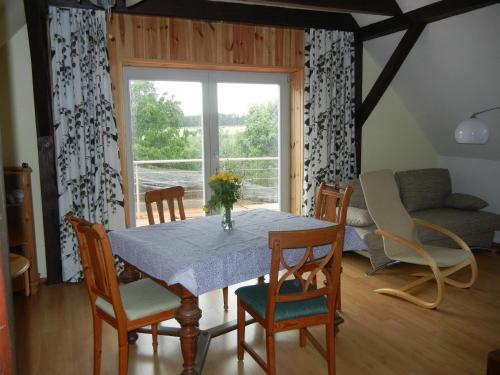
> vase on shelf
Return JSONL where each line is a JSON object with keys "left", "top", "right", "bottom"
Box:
{"left": 221, "top": 205, "right": 234, "bottom": 231}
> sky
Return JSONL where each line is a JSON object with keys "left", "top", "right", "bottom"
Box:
{"left": 153, "top": 81, "right": 280, "bottom": 116}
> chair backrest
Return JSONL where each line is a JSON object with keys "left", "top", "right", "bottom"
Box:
{"left": 266, "top": 226, "right": 345, "bottom": 322}
{"left": 314, "top": 183, "right": 353, "bottom": 225}
{"left": 144, "top": 186, "right": 186, "bottom": 224}
{"left": 359, "top": 170, "right": 418, "bottom": 259}
{"left": 67, "top": 216, "right": 125, "bottom": 320}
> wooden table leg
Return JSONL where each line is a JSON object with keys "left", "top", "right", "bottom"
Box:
{"left": 175, "top": 293, "right": 202, "bottom": 375}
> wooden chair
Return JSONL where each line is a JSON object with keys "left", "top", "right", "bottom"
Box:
{"left": 68, "top": 216, "right": 181, "bottom": 375}
{"left": 144, "top": 186, "right": 186, "bottom": 224}
{"left": 314, "top": 182, "right": 352, "bottom": 225}
{"left": 314, "top": 182, "right": 353, "bottom": 311}
{"left": 144, "top": 186, "right": 230, "bottom": 311}
{"left": 236, "top": 225, "right": 345, "bottom": 375}
{"left": 359, "top": 170, "right": 478, "bottom": 309}
{"left": 9, "top": 253, "right": 30, "bottom": 297}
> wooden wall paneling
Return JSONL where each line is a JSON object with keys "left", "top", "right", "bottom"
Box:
{"left": 170, "top": 18, "right": 193, "bottom": 61}
{"left": 292, "top": 29, "right": 304, "bottom": 68}
{"left": 233, "top": 24, "right": 255, "bottom": 65}
{"left": 217, "top": 22, "right": 235, "bottom": 65}
{"left": 274, "top": 28, "right": 284, "bottom": 66}
{"left": 132, "top": 16, "right": 146, "bottom": 59}
{"left": 144, "top": 16, "right": 160, "bottom": 60}
{"left": 158, "top": 17, "right": 170, "bottom": 60}
{"left": 290, "top": 70, "right": 305, "bottom": 215}
{"left": 192, "top": 21, "right": 217, "bottom": 63}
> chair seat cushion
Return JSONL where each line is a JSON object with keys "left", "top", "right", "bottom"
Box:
{"left": 393, "top": 245, "right": 471, "bottom": 268}
{"left": 235, "top": 279, "right": 328, "bottom": 322}
{"left": 96, "top": 278, "right": 181, "bottom": 321}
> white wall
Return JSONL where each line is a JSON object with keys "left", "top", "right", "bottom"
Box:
{"left": 438, "top": 156, "right": 500, "bottom": 242}
{"left": 361, "top": 50, "right": 438, "bottom": 173}
{"left": 0, "top": 25, "right": 47, "bottom": 278}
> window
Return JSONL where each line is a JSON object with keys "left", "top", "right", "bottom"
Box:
{"left": 123, "top": 68, "right": 290, "bottom": 226}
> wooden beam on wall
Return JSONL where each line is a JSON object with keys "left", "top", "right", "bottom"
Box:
{"left": 48, "top": 0, "right": 359, "bottom": 31}
{"left": 354, "top": 34, "right": 363, "bottom": 175}
{"left": 23, "top": 0, "right": 63, "bottom": 284}
{"left": 207, "top": 0, "right": 403, "bottom": 16}
{"left": 360, "top": 0, "right": 499, "bottom": 41}
{"left": 359, "top": 23, "right": 426, "bottom": 127}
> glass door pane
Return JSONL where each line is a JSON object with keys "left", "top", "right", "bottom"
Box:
{"left": 128, "top": 80, "right": 205, "bottom": 226}
{"left": 216, "top": 82, "right": 280, "bottom": 211}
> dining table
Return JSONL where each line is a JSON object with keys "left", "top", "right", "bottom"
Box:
{"left": 109, "top": 208, "right": 367, "bottom": 374}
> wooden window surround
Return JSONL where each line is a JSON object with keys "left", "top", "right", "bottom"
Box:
{"left": 106, "top": 14, "right": 305, "bottom": 225}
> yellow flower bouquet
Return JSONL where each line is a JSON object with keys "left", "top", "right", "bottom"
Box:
{"left": 204, "top": 170, "right": 242, "bottom": 231}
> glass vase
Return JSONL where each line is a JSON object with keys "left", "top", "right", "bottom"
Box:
{"left": 221, "top": 205, "right": 234, "bottom": 231}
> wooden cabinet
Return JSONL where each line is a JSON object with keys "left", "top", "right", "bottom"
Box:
{"left": 4, "top": 165, "right": 39, "bottom": 294}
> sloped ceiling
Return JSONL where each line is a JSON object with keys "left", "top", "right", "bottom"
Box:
{"left": 355, "top": 2, "right": 500, "bottom": 161}
{"left": 0, "top": 0, "right": 26, "bottom": 46}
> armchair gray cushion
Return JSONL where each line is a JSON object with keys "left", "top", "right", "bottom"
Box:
{"left": 395, "top": 168, "right": 451, "bottom": 212}
{"left": 444, "top": 193, "right": 488, "bottom": 210}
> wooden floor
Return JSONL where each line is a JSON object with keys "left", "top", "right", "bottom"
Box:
{"left": 14, "top": 251, "right": 500, "bottom": 375}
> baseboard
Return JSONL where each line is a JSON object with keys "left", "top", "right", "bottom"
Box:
{"left": 39, "top": 277, "right": 47, "bottom": 285}
{"left": 492, "top": 242, "right": 500, "bottom": 252}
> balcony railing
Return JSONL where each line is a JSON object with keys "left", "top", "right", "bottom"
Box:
{"left": 132, "top": 157, "right": 279, "bottom": 219}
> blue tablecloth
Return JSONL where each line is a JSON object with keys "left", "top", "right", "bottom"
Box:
{"left": 109, "top": 209, "right": 367, "bottom": 296}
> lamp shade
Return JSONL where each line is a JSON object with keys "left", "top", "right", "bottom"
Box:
{"left": 455, "top": 117, "right": 489, "bottom": 144}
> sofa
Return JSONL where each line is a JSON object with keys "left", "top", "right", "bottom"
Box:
{"left": 345, "top": 168, "right": 500, "bottom": 270}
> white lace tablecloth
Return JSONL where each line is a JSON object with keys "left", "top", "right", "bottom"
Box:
{"left": 109, "top": 209, "right": 367, "bottom": 296}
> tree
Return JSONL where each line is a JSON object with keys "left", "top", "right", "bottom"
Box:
{"left": 238, "top": 102, "right": 278, "bottom": 157}
{"left": 130, "top": 81, "right": 195, "bottom": 161}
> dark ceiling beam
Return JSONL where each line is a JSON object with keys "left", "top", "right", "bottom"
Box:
{"left": 23, "top": 0, "right": 63, "bottom": 284}
{"left": 359, "top": 23, "right": 426, "bottom": 126}
{"left": 360, "top": 0, "right": 499, "bottom": 41}
{"left": 48, "top": 0, "right": 359, "bottom": 31}
{"left": 207, "top": 0, "right": 402, "bottom": 16}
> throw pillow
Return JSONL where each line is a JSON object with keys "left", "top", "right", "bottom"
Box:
{"left": 347, "top": 207, "right": 374, "bottom": 227}
{"left": 444, "top": 193, "right": 488, "bottom": 210}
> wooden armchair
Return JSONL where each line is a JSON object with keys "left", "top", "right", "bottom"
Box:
{"left": 314, "top": 182, "right": 353, "bottom": 311}
{"left": 359, "top": 170, "right": 478, "bottom": 309}
{"left": 68, "top": 216, "right": 181, "bottom": 375}
{"left": 144, "top": 186, "right": 230, "bottom": 311}
{"left": 236, "top": 225, "right": 345, "bottom": 375}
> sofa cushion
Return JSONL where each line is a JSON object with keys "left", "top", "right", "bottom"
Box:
{"left": 347, "top": 207, "right": 374, "bottom": 227}
{"left": 344, "top": 179, "right": 367, "bottom": 209}
{"left": 444, "top": 193, "right": 488, "bottom": 210}
{"left": 412, "top": 208, "right": 500, "bottom": 243}
{"left": 395, "top": 168, "right": 451, "bottom": 212}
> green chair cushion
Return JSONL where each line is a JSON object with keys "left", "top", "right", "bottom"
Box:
{"left": 96, "top": 278, "right": 181, "bottom": 321}
{"left": 235, "top": 279, "right": 328, "bottom": 322}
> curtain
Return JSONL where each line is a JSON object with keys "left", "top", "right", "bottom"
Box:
{"left": 49, "top": 7, "right": 125, "bottom": 282}
{"left": 302, "top": 29, "right": 356, "bottom": 216}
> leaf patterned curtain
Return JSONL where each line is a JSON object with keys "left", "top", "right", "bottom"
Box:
{"left": 49, "top": 7, "right": 125, "bottom": 282}
{"left": 303, "top": 29, "right": 356, "bottom": 216}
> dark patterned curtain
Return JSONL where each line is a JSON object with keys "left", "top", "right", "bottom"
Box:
{"left": 303, "top": 29, "right": 356, "bottom": 216}
{"left": 49, "top": 7, "right": 125, "bottom": 282}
